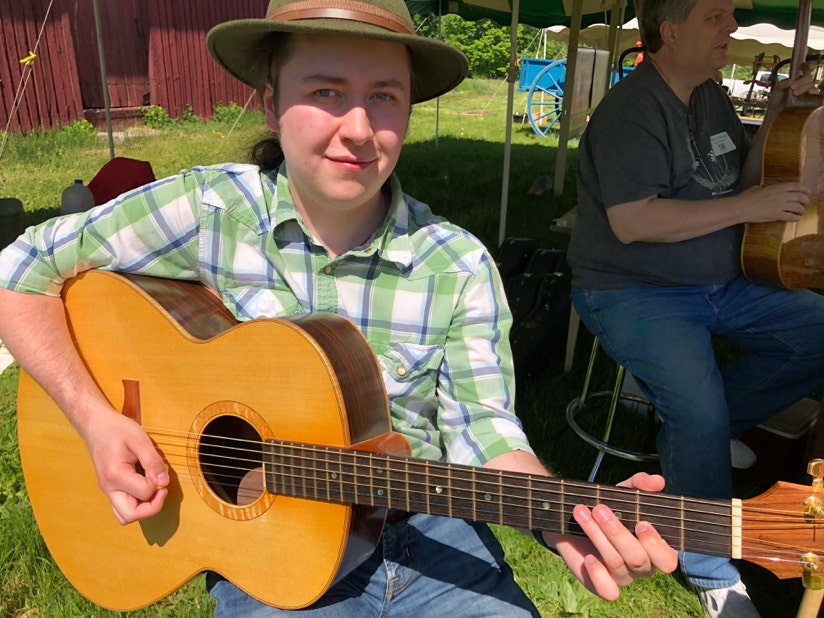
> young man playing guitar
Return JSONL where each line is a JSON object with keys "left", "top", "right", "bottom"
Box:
{"left": 0, "top": 0, "right": 677, "bottom": 615}
{"left": 568, "top": 0, "right": 824, "bottom": 615}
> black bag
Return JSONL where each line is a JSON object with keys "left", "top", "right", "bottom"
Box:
{"left": 496, "top": 239, "right": 571, "bottom": 386}
{"left": 496, "top": 237, "right": 539, "bottom": 286}
{"left": 509, "top": 272, "right": 571, "bottom": 385}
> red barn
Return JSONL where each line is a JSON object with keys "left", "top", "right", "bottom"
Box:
{"left": 0, "top": 0, "right": 263, "bottom": 133}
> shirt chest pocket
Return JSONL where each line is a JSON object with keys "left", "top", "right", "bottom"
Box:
{"left": 378, "top": 342, "right": 445, "bottom": 399}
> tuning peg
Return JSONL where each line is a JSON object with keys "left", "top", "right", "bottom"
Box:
{"left": 802, "top": 552, "right": 824, "bottom": 590}
{"left": 809, "top": 459, "right": 824, "bottom": 488}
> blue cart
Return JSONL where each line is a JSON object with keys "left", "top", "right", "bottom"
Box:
{"left": 518, "top": 56, "right": 635, "bottom": 138}
{"left": 518, "top": 57, "right": 567, "bottom": 138}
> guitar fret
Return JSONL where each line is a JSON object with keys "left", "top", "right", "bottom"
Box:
{"left": 559, "top": 480, "right": 566, "bottom": 535}
{"left": 450, "top": 464, "right": 478, "bottom": 521}
{"left": 497, "top": 471, "right": 503, "bottom": 524}
{"left": 445, "top": 461, "right": 452, "bottom": 518}
{"left": 386, "top": 457, "right": 409, "bottom": 511}
{"left": 369, "top": 453, "right": 390, "bottom": 508}
{"left": 527, "top": 477, "right": 534, "bottom": 530}
{"left": 403, "top": 458, "right": 411, "bottom": 512}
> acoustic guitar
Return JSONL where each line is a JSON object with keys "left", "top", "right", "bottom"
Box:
{"left": 740, "top": 0, "right": 824, "bottom": 289}
{"left": 17, "top": 270, "right": 824, "bottom": 610}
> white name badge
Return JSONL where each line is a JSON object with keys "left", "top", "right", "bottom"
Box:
{"left": 710, "top": 132, "right": 736, "bottom": 156}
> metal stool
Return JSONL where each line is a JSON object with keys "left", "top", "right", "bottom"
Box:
{"left": 565, "top": 336, "right": 659, "bottom": 482}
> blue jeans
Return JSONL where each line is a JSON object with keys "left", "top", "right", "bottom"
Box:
{"left": 207, "top": 514, "right": 540, "bottom": 617}
{"left": 572, "top": 277, "right": 824, "bottom": 588}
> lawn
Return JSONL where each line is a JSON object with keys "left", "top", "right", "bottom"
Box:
{"left": 0, "top": 79, "right": 809, "bottom": 617}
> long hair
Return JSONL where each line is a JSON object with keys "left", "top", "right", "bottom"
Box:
{"left": 248, "top": 34, "right": 296, "bottom": 171}
{"left": 636, "top": 0, "right": 697, "bottom": 53}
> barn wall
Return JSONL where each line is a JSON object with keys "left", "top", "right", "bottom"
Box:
{"left": 0, "top": 0, "right": 261, "bottom": 134}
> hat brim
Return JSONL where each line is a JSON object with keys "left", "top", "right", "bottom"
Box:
{"left": 207, "top": 18, "right": 468, "bottom": 104}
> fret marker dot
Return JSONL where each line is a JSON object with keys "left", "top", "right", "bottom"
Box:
{"left": 615, "top": 512, "right": 622, "bottom": 520}
{"left": 435, "top": 486, "right": 443, "bottom": 494}
{"left": 377, "top": 489, "right": 384, "bottom": 497}
{"left": 484, "top": 493, "right": 492, "bottom": 502}
{"left": 331, "top": 473, "right": 338, "bottom": 479}
{"left": 376, "top": 469, "right": 383, "bottom": 475}
{"left": 542, "top": 502, "right": 550, "bottom": 510}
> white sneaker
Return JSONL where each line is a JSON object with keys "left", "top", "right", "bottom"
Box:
{"left": 697, "top": 580, "right": 761, "bottom": 617}
{"left": 730, "top": 439, "right": 757, "bottom": 470}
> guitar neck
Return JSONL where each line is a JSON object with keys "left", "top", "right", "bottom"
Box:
{"left": 262, "top": 439, "right": 736, "bottom": 560}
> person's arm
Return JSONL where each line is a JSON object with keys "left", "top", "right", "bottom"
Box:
{"left": 484, "top": 450, "right": 677, "bottom": 602}
{"left": 0, "top": 286, "right": 168, "bottom": 524}
{"left": 606, "top": 184, "right": 810, "bottom": 244}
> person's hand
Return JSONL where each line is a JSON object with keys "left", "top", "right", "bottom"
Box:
{"left": 767, "top": 62, "right": 820, "bottom": 114}
{"left": 735, "top": 182, "right": 811, "bottom": 223}
{"left": 542, "top": 472, "right": 678, "bottom": 601}
{"left": 79, "top": 408, "right": 169, "bottom": 525}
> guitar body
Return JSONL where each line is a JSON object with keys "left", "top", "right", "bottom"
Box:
{"left": 17, "top": 270, "right": 406, "bottom": 610}
{"left": 741, "top": 0, "right": 824, "bottom": 290}
{"left": 741, "top": 106, "right": 824, "bottom": 289}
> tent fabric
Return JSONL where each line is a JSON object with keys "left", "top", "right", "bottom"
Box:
{"left": 409, "top": 1, "right": 824, "bottom": 30}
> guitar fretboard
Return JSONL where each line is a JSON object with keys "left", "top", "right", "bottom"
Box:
{"left": 262, "top": 439, "right": 733, "bottom": 558}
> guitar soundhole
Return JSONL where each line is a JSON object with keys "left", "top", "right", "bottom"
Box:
{"left": 199, "top": 415, "right": 264, "bottom": 506}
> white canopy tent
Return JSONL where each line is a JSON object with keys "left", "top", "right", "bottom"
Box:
{"left": 544, "top": 18, "right": 824, "bottom": 66}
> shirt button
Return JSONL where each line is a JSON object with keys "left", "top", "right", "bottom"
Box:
{"left": 323, "top": 265, "right": 333, "bottom": 275}
{"left": 396, "top": 366, "right": 407, "bottom": 377}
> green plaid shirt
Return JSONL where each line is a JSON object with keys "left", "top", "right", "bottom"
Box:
{"left": 0, "top": 163, "right": 532, "bottom": 465}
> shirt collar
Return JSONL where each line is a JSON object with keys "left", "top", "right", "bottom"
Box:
{"left": 270, "top": 164, "right": 415, "bottom": 269}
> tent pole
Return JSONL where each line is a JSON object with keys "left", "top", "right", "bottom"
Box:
{"left": 552, "top": 0, "right": 584, "bottom": 196}
{"left": 93, "top": 0, "right": 115, "bottom": 160}
{"left": 435, "top": 7, "right": 442, "bottom": 147}
{"left": 497, "top": 0, "right": 520, "bottom": 247}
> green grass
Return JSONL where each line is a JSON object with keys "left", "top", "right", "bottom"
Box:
{"left": 0, "top": 79, "right": 809, "bottom": 617}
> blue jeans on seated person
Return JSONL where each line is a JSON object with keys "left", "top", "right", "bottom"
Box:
{"left": 207, "top": 514, "right": 540, "bottom": 617}
{"left": 571, "top": 276, "right": 824, "bottom": 589}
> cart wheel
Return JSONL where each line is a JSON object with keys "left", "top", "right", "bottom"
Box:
{"left": 527, "top": 60, "right": 565, "bottom": 138}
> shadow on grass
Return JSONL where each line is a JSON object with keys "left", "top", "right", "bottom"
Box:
{"left": 397, "top": 136, "right": 577, "bottom": 253}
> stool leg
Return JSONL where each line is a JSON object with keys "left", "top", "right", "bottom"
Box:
{"left": 579, "top": 337, "right": 600, "bottom": 406}
{"left": 587, "top": 365, "right": 626, "bottom": 483}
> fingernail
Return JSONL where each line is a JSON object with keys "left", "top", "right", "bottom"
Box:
{"left": 593, "top": 505, "right": 611, "bottom": 523}
{"left": 157, "top": 471, "right": 169, "bottom": 485}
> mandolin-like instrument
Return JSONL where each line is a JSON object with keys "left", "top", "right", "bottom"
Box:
{"left": 740, "top": 0, "right": 824, "bottom": 289}
{"left": 17, "top": 270, "right": 824, "bottom": 610}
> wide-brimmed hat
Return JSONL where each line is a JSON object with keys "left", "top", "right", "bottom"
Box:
{"left": 207, "top": 0, "right": 468, "bottom": 103}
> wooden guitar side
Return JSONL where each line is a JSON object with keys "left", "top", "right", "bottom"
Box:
{"left": 741, "top": 106, "right": 824, "bottom": 289}
{"left": 740, "top": 0, "right": 824, "bottom": 289}
{"left": 17, "top": 270, "right": 399, "bottom": 610}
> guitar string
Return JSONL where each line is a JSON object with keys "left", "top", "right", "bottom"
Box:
{"left": 145, "top": 458, "right": 809, "bottom": 570}
{"left": 145, "top": 426, "right": 820, "bottom": 523}
{"left": 143, "top": 427, "right": 822, "bottom": 563}
{"left": 141, "top": 437, "right": 815, "bottom": 567}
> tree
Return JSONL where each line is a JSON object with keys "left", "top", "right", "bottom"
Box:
{"left": 412, "top": 14, "right": 566, "bottom": 79}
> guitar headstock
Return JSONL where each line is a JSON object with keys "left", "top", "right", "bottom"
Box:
{"left": 742, "top": 460, "right": 824, "bottom": 581}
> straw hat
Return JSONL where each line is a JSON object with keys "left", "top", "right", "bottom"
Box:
{"left": 207, "top": 0, "right": 468, "bottom": 103}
